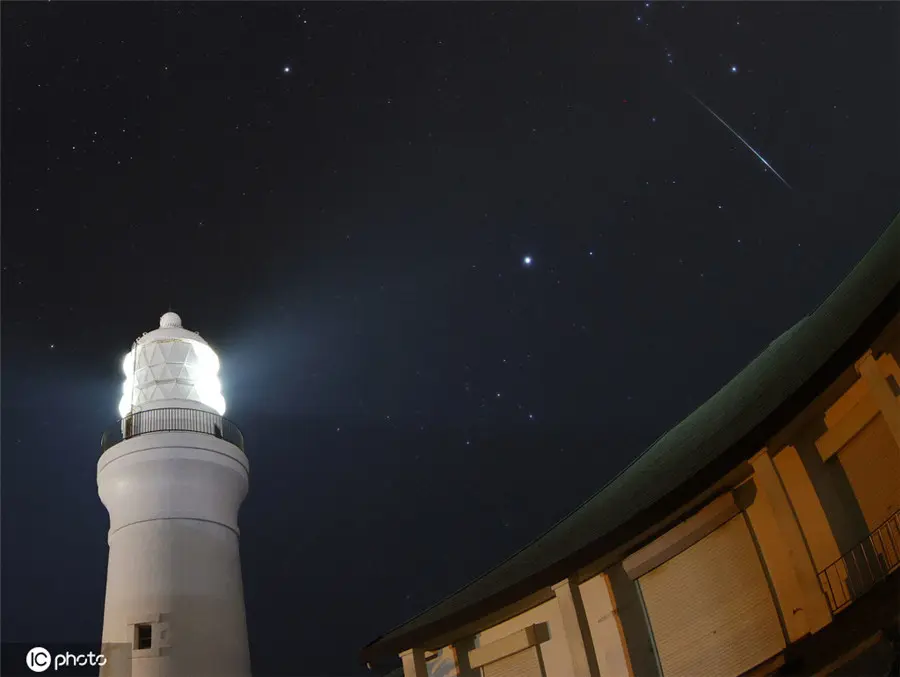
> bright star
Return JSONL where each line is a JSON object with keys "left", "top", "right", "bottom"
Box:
{"left": 523, "top": 255, "right": 533, "bottom": 266}
{"left": 730, "top": 65, "right": 739, "bottom": 73}
{"left": 283, "top": 66, "right": 291, "bottom": 73}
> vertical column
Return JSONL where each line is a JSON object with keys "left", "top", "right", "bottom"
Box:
{"left": 606, "top": 564, "right": 661, "bottom": 677}
{"left": 553, "top": 578, "right": 599, "bottom": 677}
{"left": 772, "top": 446, "right": 841, "bottom": 571}
{"left": 750, "top": 449, "right": 832, "bottom": 633}
{"left": 399, "top": 648, "right": 428, "bottom": 677}
{"left": 856, "top": 352, "right": 900, "bottom": 446}
{"left": 579, "top": 572, "right": 634, "bottom": 677}
{"left": 453, "top": 637, "right": 480, "bottom": 677}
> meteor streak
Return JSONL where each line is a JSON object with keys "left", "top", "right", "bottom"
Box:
{"left": 690, "top": 94, "right": 792, "bottom": 190}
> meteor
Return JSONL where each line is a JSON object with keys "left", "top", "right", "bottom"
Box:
{"left": 690, "top": 93, "right": 792, "bottom": 190}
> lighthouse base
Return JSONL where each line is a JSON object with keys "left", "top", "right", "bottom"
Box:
{"left": 100, "top": 519, "right": 251, "bottom": 677}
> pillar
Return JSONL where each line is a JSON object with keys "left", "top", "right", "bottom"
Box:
{"left": 750, "top": 449, "right": 832, "bottom": 633}
{"left": 399, "top": 648, "right": 428, "bottom": 677}
{"left": 553, "top": 578, "right": 599, "bottom": 677}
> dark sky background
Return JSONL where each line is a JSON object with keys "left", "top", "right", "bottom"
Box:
{"left": 2, "top": 2, "right": 898, "bottom": 676}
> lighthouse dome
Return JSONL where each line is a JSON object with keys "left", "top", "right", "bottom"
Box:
{"left": 159, "top": 311, "right": 182, "bottom": 328}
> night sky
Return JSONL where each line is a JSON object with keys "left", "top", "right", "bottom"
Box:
{"left": 2, "top": 3, "right": 899, "bottom": 675}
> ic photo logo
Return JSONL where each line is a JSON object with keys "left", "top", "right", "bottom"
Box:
{"left": 25, "top": 647, "right": 107, "bottom": 673}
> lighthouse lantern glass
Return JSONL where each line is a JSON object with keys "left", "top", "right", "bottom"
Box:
{"left": 117, "top": 339, "right": 227, "bottom": 417}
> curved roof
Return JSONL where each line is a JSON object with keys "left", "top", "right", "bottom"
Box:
{"left": 362, "top": 213, "right": 900, "bottom": 663}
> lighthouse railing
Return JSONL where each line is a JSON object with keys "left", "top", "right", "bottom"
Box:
{"left": 100, "top": 407, "right": 244, "bottom": 453}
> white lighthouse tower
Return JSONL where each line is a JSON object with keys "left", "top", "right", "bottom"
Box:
{"left": 97, "top": 312, "right": 251, "bottom": 677}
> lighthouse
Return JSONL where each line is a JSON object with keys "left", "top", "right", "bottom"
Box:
{"left": 97, "top": 312, "right": 251, "bottom": 677}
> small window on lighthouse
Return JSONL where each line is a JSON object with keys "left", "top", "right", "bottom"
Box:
{"left": 134, "top": 623, "right": 153, "bottom": 650}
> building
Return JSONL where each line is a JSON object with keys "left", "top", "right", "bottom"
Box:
{"left": 97, "top": 312, "right": 251, "bottom": 677}
{"left": 362, "top": 214, "right": 900, "bottom": 677}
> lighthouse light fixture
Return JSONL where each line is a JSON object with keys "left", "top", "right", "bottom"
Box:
{"left": 117, "top": 334, "right": 227, "bottom": 417}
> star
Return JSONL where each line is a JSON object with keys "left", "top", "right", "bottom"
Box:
{"left": 522, "top": 255, "right": 533, "bottom": 266}
{"left": 283, "top": 66, "right": 291, "bottom": 74}
{"left": 730, "top": 64, "right": 739, "bottom": 74}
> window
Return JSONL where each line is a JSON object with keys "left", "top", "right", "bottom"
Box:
{"left": 134, "top": 623, "right": 152, "bottom": 650}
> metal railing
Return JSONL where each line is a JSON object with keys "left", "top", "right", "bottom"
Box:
{"left": 100, "top": 407, "right": 245, "bottom": 454}
{"left": 817, "top": 509, "right": 900, "bottom": 614}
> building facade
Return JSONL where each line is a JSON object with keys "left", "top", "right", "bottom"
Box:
{"left": 362, "top": 215, "right": 900, "bottom": 677}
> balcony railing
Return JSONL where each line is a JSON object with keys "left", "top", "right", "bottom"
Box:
{"left": 100, "top": 407, "right": 245, "bottom": 454}
{"left": 817, "top": 509, "right": 900, "bottom": 614}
